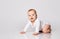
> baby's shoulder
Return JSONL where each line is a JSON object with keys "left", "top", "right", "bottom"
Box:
{"left": 37, "top": 18, "right": 42, "bottom": 22}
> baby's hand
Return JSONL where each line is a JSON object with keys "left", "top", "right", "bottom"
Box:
{"left": 20, "top": 32, "right": 26, "bottom": 34}
{"left": 33, "top": 32, "right": 39, "bottom": 36}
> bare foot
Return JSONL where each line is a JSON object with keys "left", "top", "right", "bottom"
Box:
{"left": 20, "top": 32, "right": 26, "bottom": 34}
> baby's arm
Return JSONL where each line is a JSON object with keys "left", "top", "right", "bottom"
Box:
{"left": 33, "top": 21, "right": 41, "bottom": 35}
{"left": 20, "top": 23, "right": 30, "bottom": 34}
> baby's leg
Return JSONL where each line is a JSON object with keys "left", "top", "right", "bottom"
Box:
{"left": 42, "top": 24, "right": 51, "bottom": 33}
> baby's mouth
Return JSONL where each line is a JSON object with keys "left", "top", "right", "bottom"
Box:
{"left": 31, "top": 18, "right": 33, "bottom": 19}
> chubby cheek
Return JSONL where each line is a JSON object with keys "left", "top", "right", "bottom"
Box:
{"left": 28, "top": 17, "right": 32, "bottom": 20}
{"left": 28, "top": 17, "right": 31, "bottom": 20}
{"left": 33, "top": 16, "right": 36, "bottom": 19}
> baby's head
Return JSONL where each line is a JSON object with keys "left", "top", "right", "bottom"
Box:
{"left": 27, "top": 9, "right": 37, "bottom": 22}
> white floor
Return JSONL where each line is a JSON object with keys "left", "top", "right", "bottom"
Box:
{"left": 19, "top": 30, "right": 60, "bottom": 39}
{"left": 0, "top": 29, "right": 60, "bottom": 39}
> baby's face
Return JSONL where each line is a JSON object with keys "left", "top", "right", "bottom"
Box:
{"left": 28, "top": 10, "right": 37, "bottom": 22}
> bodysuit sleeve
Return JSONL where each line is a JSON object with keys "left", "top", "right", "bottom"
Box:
{"left": 24, "top": 21, "right": 30, "bottom": 32}
{"left": 35, "top": 20, "right": 41, "bottom": 33}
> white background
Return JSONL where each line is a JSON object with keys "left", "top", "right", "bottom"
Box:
{"left": 0, "top": 0, "right": 60, "bottom": 39}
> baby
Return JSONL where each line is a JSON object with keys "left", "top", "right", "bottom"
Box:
{"left": 20, "top": 9, "right": 51, "bottom": 35}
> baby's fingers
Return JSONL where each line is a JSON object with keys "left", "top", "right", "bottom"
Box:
{"left": 20, "top": 32, "right": 26, "bottom": 34}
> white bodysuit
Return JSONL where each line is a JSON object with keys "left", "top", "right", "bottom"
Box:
{"left": 23, "top": 18, "right": 50, "bottom": 33}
